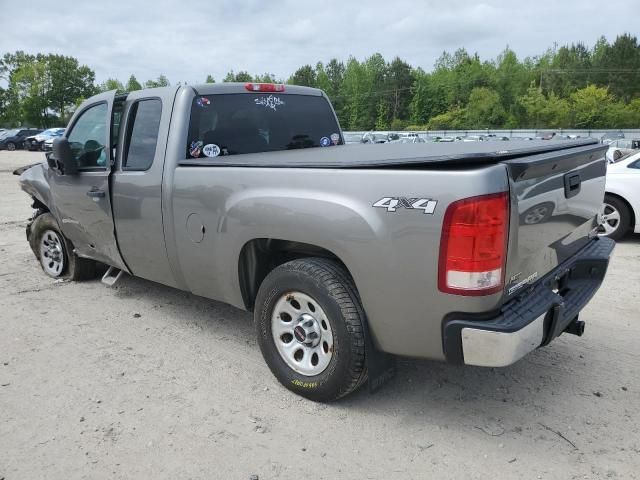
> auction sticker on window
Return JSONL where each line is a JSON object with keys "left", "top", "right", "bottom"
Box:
{"left": 203, "top": 144, "right": 221, "bottom": 157}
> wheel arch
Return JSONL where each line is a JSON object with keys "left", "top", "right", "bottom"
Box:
{"left": 238, "top": 238, "right": 354, "bottom": 311}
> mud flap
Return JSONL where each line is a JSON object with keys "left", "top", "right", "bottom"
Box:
{"left": 363, "top": 318, "right": 396, "bottom": 393}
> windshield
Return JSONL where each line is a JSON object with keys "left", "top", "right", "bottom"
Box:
{"left": 187, "top": 93, "right": 342, "bottom": 158}
{"left": 0, "top": 129, "right": 19, "bottom": 139}
{"left": 615, "top": 151, "right": 640, "bottom": 163}
{"left": 40, "top": 128, "right": 64, "bottom": 137}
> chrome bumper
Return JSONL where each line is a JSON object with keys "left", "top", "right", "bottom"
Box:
{"left": 442, "top": 237, "right": 614, "bottom": 367}
{"left": 460, "top": 313, "right": 545, "bottom": 367}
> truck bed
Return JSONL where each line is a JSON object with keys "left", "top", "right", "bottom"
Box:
{"left": 179, "top": 138, "right": 602, "bottom": 169}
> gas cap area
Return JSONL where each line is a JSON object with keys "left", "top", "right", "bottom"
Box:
{"left": 186, "top": 213, "right": 205, "bottom": 243}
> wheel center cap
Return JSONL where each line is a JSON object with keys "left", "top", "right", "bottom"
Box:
{"left": 294, "top": 326, "right": 307, "bottom": 342}
{"left": 294, "top": 313, "right": 321, "bottom": 347}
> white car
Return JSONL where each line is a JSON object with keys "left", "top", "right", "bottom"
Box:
{"left": 600, "top": 151, "right": 640, "bottom": 240}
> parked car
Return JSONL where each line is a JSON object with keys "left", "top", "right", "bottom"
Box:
{"left": 605, "top": 139, "right": 640, "bottom": 163}
{"left": 536, "top": 132, "right": 556, "bottom": 140}
{"left": 462, "top": 135, "right": 485, "bottom": 142}
{"left": 0, "top": 128, "right": 43, "bottom": 151}
{"left": 601, "top": 131, "right": 625, "bottom": 145}
{"left": 42, "top": 137, "right": 56, "bottom": 152}
{"left": 390, "top": 137, "right": 426, "bottom": 144}
{"left": 485, "top": 136, "right": 510, "bottom": 141}
{"left": 343, "top": 133, "right": 363, "bottom": 144}
{"left": 16, "top": 84, "right": 613, "bottom": 401}
{"left": 362, "top": 132, "right": 389, "bottom": 144}
{"left": 599, "top": 150, "right": 640, "bottom": 240}
{"left": 24, "top": 128, "right": 65, "bottom": 151}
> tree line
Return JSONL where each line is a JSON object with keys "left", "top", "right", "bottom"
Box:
{"left": 1, "top": 33, "right": 639, "bottom": 130}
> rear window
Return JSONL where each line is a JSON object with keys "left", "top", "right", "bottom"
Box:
{"left": 186, "top": 93, "right": 342, "bottom": 159}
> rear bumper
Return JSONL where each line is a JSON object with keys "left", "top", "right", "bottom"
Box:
{"left": 442, "top": 237, "right": 615, "bottom": 367}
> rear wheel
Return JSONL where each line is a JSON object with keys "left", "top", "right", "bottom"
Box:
{"left": 6, "top": 142, "right": 16, "bottom": 151}
{"left": 254, "top": 258, "right": 367, "bottom": 402}
{"left": 598, "top": 195, "right": 631, "bottom": 241}
{"left": 29, "top": 213, "right": 97, "bottom": 280}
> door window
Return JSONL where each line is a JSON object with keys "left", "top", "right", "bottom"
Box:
{"left": 122, "top": 99, "right": 162, "bottom": 171}
{"left": 67, "top": 103, "right": 108, "bottom": 170}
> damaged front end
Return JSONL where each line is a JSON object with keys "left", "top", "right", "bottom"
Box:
{"left": 14, "top": 161, "right": 51, "bottom": 243}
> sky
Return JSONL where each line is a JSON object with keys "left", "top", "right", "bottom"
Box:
{"left": 1, "top": 0, "right": 637, "bottom": 85}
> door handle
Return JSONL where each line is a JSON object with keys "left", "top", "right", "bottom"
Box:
{"left": 86, "top": 189, "right": 105, "bottom": 198}
{"left": 563, "top": 173, "right": 581, "bottom": 199}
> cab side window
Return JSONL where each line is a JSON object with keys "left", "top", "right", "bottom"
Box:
{"left": 67, "top": 103, "right": 108, "bottom": 170}
{"left": 122, "top": 99, "right": 162, "bottom": 171}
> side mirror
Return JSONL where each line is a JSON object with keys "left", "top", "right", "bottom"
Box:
{"left": 51, "top": 137, "right": 78, "bottom": 175}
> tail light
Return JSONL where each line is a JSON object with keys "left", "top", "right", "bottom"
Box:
{"left": 245, "top": 83, "right": 285, "bottom": 92}
{"left": 438, "top": 192, "right": 509, "bottom": 295}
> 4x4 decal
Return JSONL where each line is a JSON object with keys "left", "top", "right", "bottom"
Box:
{"left": 373, "top": 197, "right": 437, "bottom": 214}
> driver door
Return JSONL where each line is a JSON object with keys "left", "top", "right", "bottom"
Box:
{"left": 48, "top": 91, "right": 128, "bottom": 271}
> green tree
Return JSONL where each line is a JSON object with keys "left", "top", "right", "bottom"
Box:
{"left": 46, "top": 54, "right": 96, "bottom": 121}
{"left": 466, "top": 87, "right": 506, "bottom": 128}
{"left": 375, "top": 100, "right": 389, "bottom": 130}
{"left": 205, "top": 74, "right": 215, "bottom": 83}
{"left": 595, "top": 33, "right": 640, "bottom": 102}
{"left": 223, "top": 70, "right": 253, "bottom": 82}
{"left": 12, "top": 57, "right": 51, "bottom": 126}
{"left": 570, "top": 85, "right": 616, "bottom": 128}
{"left": 409, "top": 68, "right": 447, "bottom": 124}
{"left": 385, "top": 56, "right": 414, "bottom": 122}
{"left": 144, "top": 74, "right": 170, "bottom": 88}
{"left": 125, "top": 75, "right": 142, "bottom": 91}
{"left": 253, "top": 73, "right": 277, "bottom": 83}
{"left": 426, "top": 107, "right": 467, "bottom": 130}
{"left": 517, "top": 85, "right": 570, "bottom": 128}
{"left": 100, "top": 78, "right": 125, "bottom": 92}
{"left": 288, "top": 65, "right": 317, "bottom": 87}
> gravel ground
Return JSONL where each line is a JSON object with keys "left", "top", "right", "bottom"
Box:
{"left": 1, "top": 151, "right": 639, "bottom": 480}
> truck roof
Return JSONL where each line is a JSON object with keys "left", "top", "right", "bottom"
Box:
{"left": 191, "top": 82, "right": 323, "bottom": 97}
{"left": 111, "top": 83, "right": 324, "bottom": 98}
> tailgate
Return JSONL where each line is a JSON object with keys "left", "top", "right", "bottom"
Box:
{"left": 502, "top": 143, "right": 608, "bottom": 298}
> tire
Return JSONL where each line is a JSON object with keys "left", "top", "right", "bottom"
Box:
{"left": 254, "top": 257, "right": 367, "bottom": 402}
{"left": 6, "top": 142, "right": 16, "bottom": 151}
{"left": 598, "top": 195, "right": 631, "bottom": 241}
{"left": 29, "top": 213, "right": 97, "bottom": 280}
{"left": 520, "top": 202, "right": 554, "bottom": 225}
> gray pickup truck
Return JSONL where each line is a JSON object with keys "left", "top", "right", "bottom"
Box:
{"left": 17, "top": 83, "right": 614, "bottom": 401}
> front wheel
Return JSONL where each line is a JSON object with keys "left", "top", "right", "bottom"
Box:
{"left": 29, "top": 213, "right": 97, "bottom": 280}
{"left": 254, "top": 258, "right": 367, "bottom": 402}
{"left": 598, "top": 195, "right": 631, "bottom": 241}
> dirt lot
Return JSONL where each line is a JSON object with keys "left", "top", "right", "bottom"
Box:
{"left": 1, "top": 150, "right": 639, "bottom": 479}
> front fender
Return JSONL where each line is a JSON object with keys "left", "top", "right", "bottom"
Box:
{"left": 18, "top": 162, "right": 51, "bottom": 210}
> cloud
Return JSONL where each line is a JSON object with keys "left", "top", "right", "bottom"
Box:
{"left": 0, "top": 0, "right": 636, "bottom": 85}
